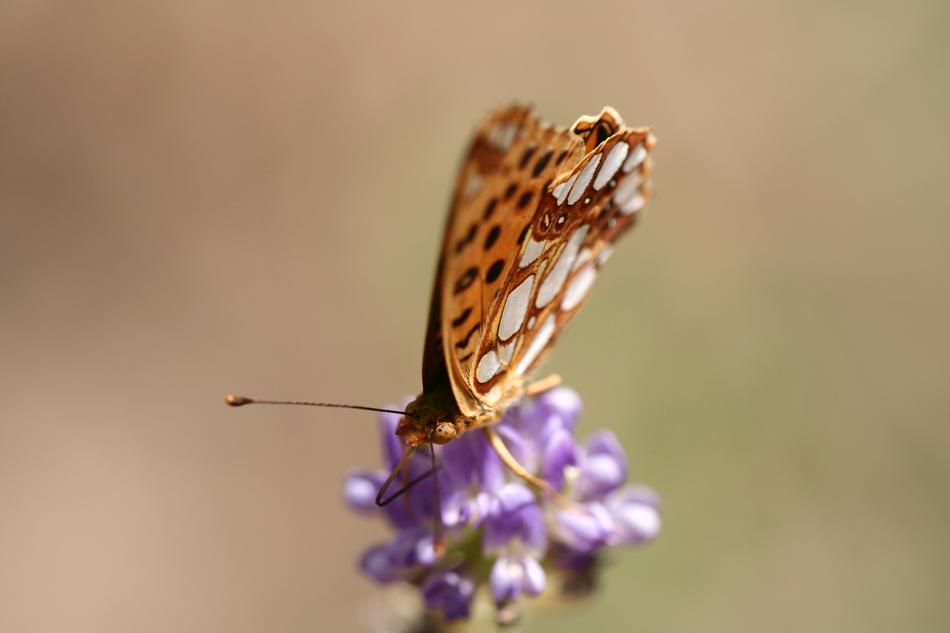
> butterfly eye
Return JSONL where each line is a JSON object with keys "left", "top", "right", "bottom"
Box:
{"left": 432, "top": 422, "right": 458, "bottom": 444}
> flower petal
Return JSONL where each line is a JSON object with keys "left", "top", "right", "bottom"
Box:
{"left": 414, "top": 534, "right": 437, "bottom": 567}
{"left": 551, "top": 502, "right": 614, "bottom": 553}
{"left": 496, "top": 424, "right": 539, "bottom": 474}
{"left": 360, "top": 543, "right": 399, "bottom": 583}
{"left": 422, "top": 569, "right": 475, "bottom": 620}
{"left": 576, "top": 430, "right": 628, "bottom": 500}
{"left": 541, "top": 427, "right": 578, "bottom": 491}
{"left": 521, "top": 554, "right": 546, "bottom": 596}
{"left": 441, "top": 430, "right": 486, "bottom": 487}
{"left": 482, "top": 483, "right": 547, "bottom": 553}
{"left": 358, "top": 526, "right": 438, "bottom": 584}
{"left": 490, "top": 554, "right": 546, "bottom": 606}
{"left": 494, "top": 481, "right": 535, "bottom": 514}
{"left": 606, "top": 486, "right": 662, "bottom": 545}
{"left": 342, "top": 470, "right": 385, "bottom": 513}
{"left": 535, "top": 387, "right": 583, "bottom": 430}
{"left": 489, "top": 555, "right": 518, "bottom": 605}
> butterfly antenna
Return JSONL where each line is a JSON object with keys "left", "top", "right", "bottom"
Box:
{"left": 225, "top": 394, "right": 414, "bottom": 418}
{"left": 430, "top": 443, "right": 445, "bottom": 557}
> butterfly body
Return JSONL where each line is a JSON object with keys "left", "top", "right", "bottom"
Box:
{"left": 398, "top": 390, "right": 492, "bottom": 446}
{"left": 397, "top": 104, "right": 655, "bottom": 449}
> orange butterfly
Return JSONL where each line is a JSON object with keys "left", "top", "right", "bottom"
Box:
{"left": 228, "top": 104, "right": 655, "bottom": 545}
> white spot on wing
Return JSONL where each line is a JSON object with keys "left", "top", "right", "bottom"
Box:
{"left": 516, "top": 314, "right": 556, "bottom": 374}
{"left": 594, "top": 142, "right": 629, "bottom": 191}
{"left": 527, "top": 315, "right": 536, "bottom": 330}
{"left": 464, "top": 173, "right": 482, "bottom": 197}
{"left": 487, "top": 126, "right": 500, "bottom": 147}
{"left": 488, "top": 123, "right": 518, "bottom": 150}
{"left": 613, "top": 172, "right": 641, "bottom": 208}
{"left": 620, "top": 193, "right": 645, "bottom": 214}
{"left": 535, "top": 225, "right": 589, "bottom": 308}
{"left": 561, "top": 266, "right": 598, "bottom": 311}
{"left": 519, "top": 236, "right": 545, "bottom": 268}
{"left": 568, "top": 154, "right": 602, "bottom": 205}
{"left": 498, "top": 275, "right": 535, "bottom": 341}
{"left": 622, "top": 142, "right": 647, "bottom": 173}
{"left": 509, "top": 126, "right": 520, "bottom": 148}
{"left": 476, "top": 349, "right": 501, "bottom": 383}
{"left": 573, "top": 248, "right": 592, "bottom": 272}
{"left": 555, "top": 174, "right": 577, "bottom": 206}
{"left": 597, "top": 245, "right": 614, "bottom": 265}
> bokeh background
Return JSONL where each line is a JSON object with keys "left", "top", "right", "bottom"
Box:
{"left": 2, "top": 1, "right": 948, "bottom": 631}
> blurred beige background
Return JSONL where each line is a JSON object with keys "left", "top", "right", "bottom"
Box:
{"left": 1, "top": 1, "right": 948, "bottom": 632}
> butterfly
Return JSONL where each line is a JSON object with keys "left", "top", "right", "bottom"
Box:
{"left": 228, "top": 104, "right": 655, "bottom": 536}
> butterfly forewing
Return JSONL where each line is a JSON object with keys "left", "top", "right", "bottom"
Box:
{"left": 428, "top": 105, "right": 655, "bottom": 420}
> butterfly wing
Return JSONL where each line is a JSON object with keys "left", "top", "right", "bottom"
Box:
{"left": 428, "top": 105, "right": 655, "bottom": 418}
{"left": 419, "top": 106, "right": 538, "bottom": 400}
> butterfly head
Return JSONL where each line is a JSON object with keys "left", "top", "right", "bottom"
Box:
{"left": 398, "top": 397, "right": 460, "bottom": 446}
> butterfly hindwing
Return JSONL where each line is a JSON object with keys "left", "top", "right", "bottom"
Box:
{"left": 428, "top": 105, "right": 655, "bottom": 418}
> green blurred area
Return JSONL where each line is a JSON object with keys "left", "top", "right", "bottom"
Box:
{"left": 1, "top": 1, "right": 947, "bottom": 631}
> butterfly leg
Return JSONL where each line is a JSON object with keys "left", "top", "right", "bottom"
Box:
{"left": 524, "top": 373, "right": 562, "bottom": 397}
{"left": 483, "top": 426, "right": 578, "bottom": 512}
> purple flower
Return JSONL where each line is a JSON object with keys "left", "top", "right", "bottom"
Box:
{"left": 360, "top": 527, "right": 434, "bottom": 583}
{"left": 490, "top": 553, "right": 546, "bottom": 606}
{"left": 482, "top": 483, "right": 547, "bottom": 554}
{"left": 551, "top": 502, "right": 614, "bottom": 552}
{"left": 342, "top": 387, "right": 661, "bottom": 621}
{"left": 574, "top": 431, "right": 628, "bottom": 500}
{"left": 342, "top": 470, "right": 384, "bottom": 513}
{"left": 422, "top": 569, "right": 475, "bottom": 620}
{"left": 540, "top": 426, "right": 578, "bottom": 491}
{"left": 605, "top": 485, "right": 662, "bottom": 545}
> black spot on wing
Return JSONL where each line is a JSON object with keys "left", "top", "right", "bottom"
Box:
{"left": 455, "top": 323, "right": 480, "bottom": 349}
{"left": 453, "top": 223, "right": 478, "bottom": 254}
{"left": 483, "top": 198, "right": 498, "bottom": 220}
{"left": 519, "top": 146, "right": 537, "bottom": 170}
{"left": 532, "top": 149, "right": 553, "bottom": 177}
{"left": 517, "top": 224, "right": 530, "bottom": 245}
{"left": 484, "top": 224, "right": 501, "bottom": 250}
{"left": 451, "top": 307, "right": 472, "bottom": 328}
{"left": 485, "top": 259, "right": 505, "bottom": 284}
{"left": 454, "top": 267, "right": 478, "bottom": 294}
{"left": 517, "top": 191, "right": 533, "bottom": 210}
